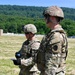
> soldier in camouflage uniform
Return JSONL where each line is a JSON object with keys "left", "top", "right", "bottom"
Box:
{"left": 13, "top": 24, "right": 40, "bottom": 75}
{"left": 37, "top": 6, "right": 68, "bottom": 75}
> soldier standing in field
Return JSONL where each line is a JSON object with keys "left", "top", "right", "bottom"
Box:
{"left": 12, "top": 24, "right": 40, "bottom": 75}
{"left": 37, "top": 6, "right": 68, "bottom": 75}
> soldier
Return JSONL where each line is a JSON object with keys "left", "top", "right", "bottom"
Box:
{"left": 37, "top": 6, "right": 68, "bottom": 75}
{"left": 12, "top": 24, "right": 40, "bottom": 75}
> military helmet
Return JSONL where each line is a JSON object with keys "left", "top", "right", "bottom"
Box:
{"left": 24, "top": 24, "right": 37, "bottom": 34}
{"left": 43, "top": 6, "right": 64, "bottom": 19}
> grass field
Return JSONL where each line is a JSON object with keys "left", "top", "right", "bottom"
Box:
{"left": 0, "top": 35, "right": 75, "bottom": 75}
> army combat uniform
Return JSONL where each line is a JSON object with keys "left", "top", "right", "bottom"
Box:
{"left": 18, "top": 38, "right": 40, "bottom": 75}
{"left": 37, "top": 26, "right": 68, "bottom": 75}
{"left": 12, "top": 24, "right": 40, "bottom": 75}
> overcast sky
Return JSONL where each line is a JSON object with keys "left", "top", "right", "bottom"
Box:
{"left": 0, "top": 0, "right": 75, "bottom": 8}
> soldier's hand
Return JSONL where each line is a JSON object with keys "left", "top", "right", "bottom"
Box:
{"left": 12, "top": 59, "right": 21, "bottom": 65}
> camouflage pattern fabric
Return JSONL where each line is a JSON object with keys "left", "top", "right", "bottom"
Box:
{"left": 17, "top": 38, "right": 40, "bottom": 75}
{"left": 24, "top": 24, "right": 37, "bottom": 34}
{"left": 37, "top": 26, "right": 68, "bottom": 75}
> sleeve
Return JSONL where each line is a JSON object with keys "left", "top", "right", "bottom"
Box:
{"left": 45, "top": 33, "right": 64, "bottom": 74}
{"left": 31, "top": 41, "right": 40, "bottom": 50}
{"left": 21, "top": 57, "right": 33, "bottom": 66}
{"left": 31, "top": 41, "right": 40, "bottom": 56}
{"left": 49, "top": 32, "right": 63, "bottom": 54}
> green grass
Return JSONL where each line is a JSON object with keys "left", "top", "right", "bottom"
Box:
{"left": 0, "top": 36, "right": 24, "bottom": 75}
{"left": 66, "top": 38, "right": 75, "bottom": 75}
{"left": 0, "top": 36, "right": 75, "bottom": 75}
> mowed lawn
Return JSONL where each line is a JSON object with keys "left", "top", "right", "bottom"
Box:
{"left": 0, "top": 35, "right": 75, "bottom": 75}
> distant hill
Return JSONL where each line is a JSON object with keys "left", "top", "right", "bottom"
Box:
{"left": 0, "top": 5, "right": 75, "bottom": 36}
{"left": 0, "top": 5, "right": 75, "bottom": 20}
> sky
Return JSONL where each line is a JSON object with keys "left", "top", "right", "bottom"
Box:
{"left": 0, "top": 0, "right": 75, "bottom": 9}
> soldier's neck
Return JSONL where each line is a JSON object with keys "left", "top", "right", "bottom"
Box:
{"left": 51, "top": 24, "right": 61, "bottom": 30}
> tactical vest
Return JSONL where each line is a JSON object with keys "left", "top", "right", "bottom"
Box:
{"left": 19, "top": 40, "right": 40, "bottom": 70}
{"left": 21, "top": 40, "right": 40, "bottom": 59}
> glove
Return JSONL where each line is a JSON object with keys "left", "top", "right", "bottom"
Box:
{"left": 15, "top": 52, "right": 21, "bottom": 58}
{"left": 13, "top": 59, "right": 21, "bottom": 65}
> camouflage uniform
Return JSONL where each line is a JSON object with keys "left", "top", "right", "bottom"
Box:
{"left": 13, "top": 24, "right": 40, "bottom": 75}
{"left": 37, "top": 6, "right": 68, "bottom": 75}
{"left": 37, "top": 27, "right": 68, "bottom": 75}
{"left": 18, "top": 38, "right": 40, "bottom": 75}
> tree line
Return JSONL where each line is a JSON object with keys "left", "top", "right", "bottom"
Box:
{"left": 0, "top": 5, "right": 75, "bottom": 36}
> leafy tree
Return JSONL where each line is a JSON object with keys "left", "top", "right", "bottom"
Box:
{"left": 0, "top": 5, "right": 75, "bottom": 36}
{"left": 61, "top": 19, "right": 75, "bottom": 36}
